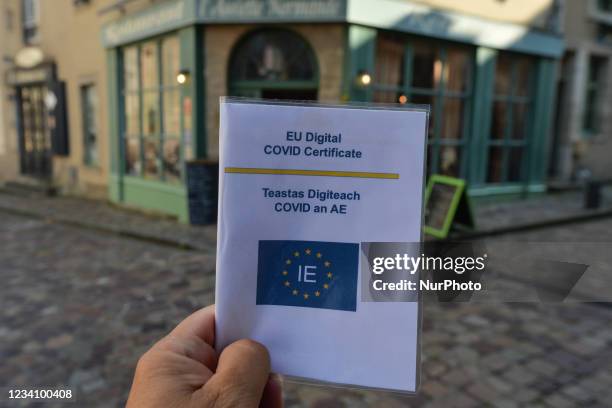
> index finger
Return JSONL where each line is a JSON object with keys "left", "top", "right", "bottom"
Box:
{"left": 170, "top": 305, "right": 216, "bottom": 346}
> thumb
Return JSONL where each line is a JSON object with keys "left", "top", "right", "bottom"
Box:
{"left": 198, "top": 339, "right": 271, "bottom": 408}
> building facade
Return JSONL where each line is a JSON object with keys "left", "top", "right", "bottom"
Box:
{"left": 552, "top": 0, "right": 612, "bottom": 182}
{"left": 0, "top": 0, "right": 111, "bottom": 198}
{"left": 1, "top": 0, "right": 564, "bottom": 222}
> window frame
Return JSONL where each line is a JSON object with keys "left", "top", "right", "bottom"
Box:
{"left": 371, "top": 34, "right": 475, "bottom": 178}
{"left": 485, "top": 53, "right": 536, "bottom": 184}
{"left": 21, "top": 0, "right": 39, "bottom": 44}
{"left": 120, "top": 33, "right": 184, "bottom": 184}
{"left": 228, "top": 28, "right": 320, "bottom": 98}
{"left": 583, "top": 55, "right": 607, "bottom": 136}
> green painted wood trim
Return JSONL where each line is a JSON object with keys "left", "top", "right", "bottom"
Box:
{"left": 347, "top": 25, "right": 376, "bottom": 102}
{"left": 230, "top": 80, "right": 319, "bottom": 90}
{"left": 528, "top": 58, "right": 558, "bottom": 184}
{"left": 122, "top": 176, "right": 189, "bottom": 222}
{"left": 423, "top": 174, "right": 466, "bottom": 239}
{"left": 107, "top": 48, "right": 123, "bottom": 202}
{"left": 179, "top": 26, "right": 206, "bottom": 159}
{"left": 468, "top": 47, "right": 497, "bottom": 186}
{"left": 101, "top": 0, "right": 198, "bottom": 48}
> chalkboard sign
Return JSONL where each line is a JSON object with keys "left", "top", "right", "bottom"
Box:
{"left": 186, "top": 160, "right": 219, "bottom": 225}
{"left": 423, "top": 175, "right": 474, "bottom": 239}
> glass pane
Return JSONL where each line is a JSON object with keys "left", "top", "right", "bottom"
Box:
{"left": 494, "top": 54, "right": 512, "bottom": 96}
{"left": 410, "top": 94, "right": 435, "bottom": 137}
{"left": 426, "top": 145, "right": 434, "bottom": 175}
{"left": 162, "top": 36, "right": 180, "bottom": 88}
{"left": 123, "top": 46, "right": 139, "bottom": 92}
{"left": 140, "top": 41, "right": 159, "bottom": 89}
{"left": 440, "top": 97, "right": 464, "bottom": 139}
{"left": 515, "top": 57, "right": 533, "bottom": 97}
{"left": 163, "top": 138, "right": 181, "bottom": 183}
{"left": 583, "top": 88, "right": 598, "bottom": 132}
{"left": 81, "top": 85, "right": 98, "bottom": 165}
{"left": 490, "top": 101, "right": 508, "bottom": 140}
{"left": 439, "top": 146, "right": 461, "bottom": 177}
{"left": 445, "top": 48, "right": 470, "bottom": 93}
{"left": 125, "top": 136, "right": 141, "bottom": 176}
{"left": 412, "top": 44, "right": 439, "bottom": 90}
{"left": 512, "top": 102, "right": 529, "bottom": 140}
{"left": 508, "top": 147, "right": 524, "bottom": 182}
{"left": 487, "top": 147, "right": 504, "bottom": 183}
{"left": 375, "top": 35, "right": 404, "bottom": 87}
{"left": 125, "top": 93, "right": 140, "bottom": 136}
{"left": 163, "top": 89, "right": 181, "bottom": 136}
{"left": 229, "top": 29, "right": 316, "bottom": 82}
{"left": 142, "top": 90, "right": 159, "bottom": 136}
{"left": 143, "top": 137, "right": 160, "bottom": 178}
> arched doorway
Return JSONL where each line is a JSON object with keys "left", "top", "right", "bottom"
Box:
{"left": 228, "top": 29, "right": 319, "bottom": 100}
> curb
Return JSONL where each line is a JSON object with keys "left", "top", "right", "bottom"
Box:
{"left": 451, "top": 208, "right": 612, "bottom": 240}
{"left": 0, "top": 204, "right": 200, "bottom": 251}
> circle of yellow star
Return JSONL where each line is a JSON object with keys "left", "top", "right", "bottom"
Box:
{"left": 305, "top": 249, "right": 311, "bottom": 255}
{"left": 286, "top": 259, "right": 291, "bottom": 265}
{"left": 303, "top": 293, "right": 309, "bottom": 299}
{"left": 327, "top": 272, "right": 333, "bottom": 279}
{"left": 323, "top": 283, "right": 329, "bottom": 289}
{"left": 294, "top": 251, "right": 300, "bottom": 257}
{"left": 315, "top": 291, "right": 320, "bottom": 297}
{"left": 292, "top": 289, "right": 298, "bottom": 295}
{"left": 282, "top": 270, "right": 288, "bottom": 276}
{"left": 284, "top": 281, "right": 290, "bottom": 287}
{"left": 316, "top": 252, "right": 322, "bottom": 258}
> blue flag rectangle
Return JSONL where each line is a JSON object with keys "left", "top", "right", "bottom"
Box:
{"left": 256, "top": 240, "right": 359, "bottom": 312}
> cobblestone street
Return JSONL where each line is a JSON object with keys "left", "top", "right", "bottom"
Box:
{"left": 1, "top": 211, "right": 612, "bottom": 407}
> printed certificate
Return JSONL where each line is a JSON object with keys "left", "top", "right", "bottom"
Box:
{"left": 215, "top": 99, "right": 428, "bottom": 392}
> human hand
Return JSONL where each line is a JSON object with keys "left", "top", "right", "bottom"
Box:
{"left": 126, "top": 305, "right": 282, "bottom": 408}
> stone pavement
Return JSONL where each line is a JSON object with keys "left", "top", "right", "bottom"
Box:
{"left": 471, "top": 185, "right": 612, "bottom": 234}
{"left": 1, "top": 209, "right": 612, "bottom": 407}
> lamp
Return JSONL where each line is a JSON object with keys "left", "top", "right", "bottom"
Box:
{"left": 355, "top": 70, "right": 372, "bottom": 87}
{"left": 176, "top": 69, "right": 190, "bottom": 85}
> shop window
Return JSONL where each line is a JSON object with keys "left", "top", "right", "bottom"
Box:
{"left": 228, "top": 29, "right": 318, "bottom": 99}
{"left": 598, "top": 0, "right": 612, "bottom": 12}
{"left": 583, "top": 56, "right": 607, "bottom": 134}
{"left": 121, "top": 34, "right": 182, "bottom": 183}
{"left": 22, "top": 0, "right": 39, "bottom": 43}
{"left": 80, "top": 84, "right": 98, "bottom": 166}
{"left": 486, "top": 53, "right": 534, "bottom": 184}
{"left": 373, "top": 34, "right": 473, "bottom": 177}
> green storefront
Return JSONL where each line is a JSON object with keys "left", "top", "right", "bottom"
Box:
{"left": 102, "top": 0, "right": 563, "bottom": 222}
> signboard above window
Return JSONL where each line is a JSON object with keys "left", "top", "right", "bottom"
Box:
{"left": 100, "top": 0, "right": 564, "bottom": 58}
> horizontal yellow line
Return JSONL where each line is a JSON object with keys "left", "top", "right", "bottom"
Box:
{"left": 224, "top": 167, "right": 399, "bottom": 179}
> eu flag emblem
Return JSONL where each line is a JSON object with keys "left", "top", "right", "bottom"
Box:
{"left": 257, "top": 240, "right": 359, "bottom": 312}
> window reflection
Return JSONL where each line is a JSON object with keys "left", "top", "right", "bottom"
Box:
{"left": 143, "top": 138, "right": 160, "bottom": 178}
{"left": 487, "top": 53, "right": 534, "bottom": 183}
{"left": 373, "top": 36, "right": 473, "bottom": 177}
{"left": 163, "top": 138, "right": 181, "bottom": 183}
{"left": 121, "top": 34, "right": 183, "bottom": 182}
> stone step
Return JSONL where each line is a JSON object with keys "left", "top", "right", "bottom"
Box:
{"left": 2, "top": 179, "right": 57, "bottom": 197}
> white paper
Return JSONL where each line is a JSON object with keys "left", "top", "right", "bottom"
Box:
{"left": 215, "top": 99, "right": 427, "bottom": 392}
